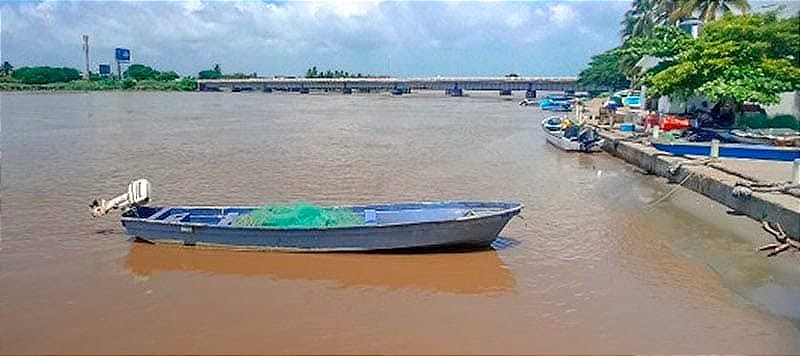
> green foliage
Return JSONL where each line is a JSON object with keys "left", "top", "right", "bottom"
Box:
{"left": 12, "top": 66, "right": 81, "bottom": 84}
{"left": 621, "top": 0, "right": 677, "bottom": 39}
{"left": 579, "top": 26, "right": 689, "bottom": 88}
{"left": 577, "top": 48, "right": 630, "bottom": 89}
{"left": 198, "top": 70, "right": 222, "bottom": 79}
{"left": 736, "top": 113, "right": 800, "bottom": 130}
{"left": 770, "top": 114, "right": 800, "bottom": 130}
{"left": 618, "top": 25, "right": 691, "bottom": 84}
{"left": 156, "top": 71, "right": 179, "bottom": 81}
{"left": 646, "top": 13, "right": 800, "bottom": 105}
{"left": 671, "top": 0, "right": 750, "bottom": 22}
{"left": 0, "top": 61, "right": 13, "bottom": 77}
{"left": 124, "top": 64, "right": 158, "bottom": 80}
{"left": 121, "top": 79, "right": 136, "bottom": 89}
{"left": 305, "top": 66, "right": 368, "bottom": 78}
{"left": 619, "top": 25, "right": 691, "bottom": 62}
{"left": 221, "top": 72, "right": 257, "bottom": 79}
{"left": 0, "top": 76, "right": 197, "bottom": 92}
{"left": 198, "top": 64, "right": 223, "bottom": 79}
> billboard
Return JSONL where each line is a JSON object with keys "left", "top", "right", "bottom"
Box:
{"left": 98, "top": 64, "right": 111, "bottom": 75}
{"left": 115, "top": 48, "right": 130, "bottom": 61}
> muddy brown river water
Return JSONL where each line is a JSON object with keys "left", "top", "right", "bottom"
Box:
{"left": 1, "top": 91, "right": 798, "bottom": 353}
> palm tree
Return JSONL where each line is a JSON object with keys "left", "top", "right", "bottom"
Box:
{"left": 0, "top": 61, "right": 13, "bottom": 77}
{"left": 621, "top": 0, "right": 677, "bottom": 39}
{"left": 671, "top": 0, "right": 750, "bottom": 22}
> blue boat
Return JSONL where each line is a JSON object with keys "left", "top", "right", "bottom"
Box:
{"left": 622, "top": 95, "right": 641, "bottom": 108}
{"left": 651, "top": 141, "right": 800, "bottom": 161}
{"left": 91, "top": 180, "right": 523, "bottom": 252}
{"left": 539, "top": 94, "right": 573, "bottom": 112}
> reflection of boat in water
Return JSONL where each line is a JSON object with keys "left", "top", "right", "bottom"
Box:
{"left": 124, "top": 242, "right": 516, "bottom": 294}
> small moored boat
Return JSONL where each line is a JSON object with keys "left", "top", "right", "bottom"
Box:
{"left": 540, "top": 118, "right": 603, "bottom": 152}
{"left": 91, "top": 180, "right": 523, "bottom": 252}
{"left": 727, "top": 128, "right": 800, "bottom": 145}
{"left": 539, "top": 94, "right": 573, "bottom": 112}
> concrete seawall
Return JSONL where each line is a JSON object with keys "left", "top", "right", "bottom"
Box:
{"left": 597, "top": 129, "right": 799, "bottom": 242}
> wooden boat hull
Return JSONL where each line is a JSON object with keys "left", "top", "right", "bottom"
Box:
{"left": 652, "top": 141, "right": 800, "bottom": 161}
{"left": 120, "top": 201, "right": 523, "bottom": 252}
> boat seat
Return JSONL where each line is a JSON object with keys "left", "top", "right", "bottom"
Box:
{"left": 218, "top": 213, "right": 240, "bottom": 226}
{"left": 364, "top": 209, "right": 377, "bottom": 225}
{"left": 163, "top": 213, "right": 189, "bottom": 223}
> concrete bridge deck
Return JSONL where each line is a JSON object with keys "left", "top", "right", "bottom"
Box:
{"left": 197, "top": 76, "right": 601, "bottom": 94}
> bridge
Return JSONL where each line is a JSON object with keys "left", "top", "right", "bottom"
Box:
{"left": 196, "top": 77, "right": 602, "bottom": 96}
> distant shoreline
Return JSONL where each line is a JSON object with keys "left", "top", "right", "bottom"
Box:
{"left": 0, "top": 79, "right": 197, "bottom": 92}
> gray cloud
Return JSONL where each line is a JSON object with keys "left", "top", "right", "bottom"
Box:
{"left": 1, "top": 0, "right": 635, "bottom": 76}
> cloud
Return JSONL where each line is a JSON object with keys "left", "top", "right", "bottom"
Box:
{"left": 549, "top": 3, "right": 577, "bottom": 26}
{"left": 0, "top": 1, "right": 628, "bottom": 76}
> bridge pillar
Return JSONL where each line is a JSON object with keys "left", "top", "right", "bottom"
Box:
{"left": 525, "top": 83, "right": 536, "bottom": 98}
{"left": 446, "top": 83, "right": 463, "bottom": 97}
{"left": 499, "top": 88, "right": 512, "bottom": 96}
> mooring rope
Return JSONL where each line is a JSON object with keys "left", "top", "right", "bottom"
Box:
{"left": 759, "top": 221, "right": 800, "bottom": 256}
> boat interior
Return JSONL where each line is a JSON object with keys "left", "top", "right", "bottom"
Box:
{"left": 126, "top": 202, "right": 520, "bottom": 227}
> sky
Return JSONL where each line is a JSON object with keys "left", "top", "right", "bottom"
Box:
{"left": 0, "top": 0, "right": 796, "bottom": 77}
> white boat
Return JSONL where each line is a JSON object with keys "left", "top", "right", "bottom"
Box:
{"left": 542, "top": 116, "right": 563, "bottom": 131}
{"left": 540, "top": 118, "right": 603, "bottom": 152}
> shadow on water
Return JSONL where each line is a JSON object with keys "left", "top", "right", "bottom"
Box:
{"left": 124, "top": 241, "right": 517, "bottom": 295}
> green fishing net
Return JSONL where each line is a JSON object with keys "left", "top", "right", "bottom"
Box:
{"left": 233, "top": 203, "right": 365, "bottom": 228}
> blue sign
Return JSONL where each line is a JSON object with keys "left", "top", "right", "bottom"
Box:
{"left": 115, "top": 48, "right": 130, "bottom": 61}
{"left": 98, "top": 64, "right": 111, "bottom": 75}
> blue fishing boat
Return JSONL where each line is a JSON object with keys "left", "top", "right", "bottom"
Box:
{"left": 623, "top": 95, "right": 641, "bottom": 109}
{"left": 91, "top": 180, "right": 523, "bottom": 252}
{"left": 651, "top": 141, "right": 800, "bottom": 161}
{"left": 539, "top": 96, "right": 572, "bottom": 112}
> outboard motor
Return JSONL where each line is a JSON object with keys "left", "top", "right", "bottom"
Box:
{"left": 577, "top": 127, "right": 602, "bottom": 151}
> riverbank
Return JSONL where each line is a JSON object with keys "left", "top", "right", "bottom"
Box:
{"left": 0, "top": 78, "right": 197, "bottom": 92}
{"left": 596, "top": 128, "right": 800, "bottom": 246}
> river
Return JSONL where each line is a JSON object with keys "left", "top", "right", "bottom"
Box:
{"left": 1, "top": 91, "right": 798, "bottom": 353}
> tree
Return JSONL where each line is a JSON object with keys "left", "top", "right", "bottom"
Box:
{"left": 671, "top": 0, "right": 750, "bottom": 22}
{"left": 156, "top": 71, "right": 180, "bottom": 81}
{"left": 621, "top": 0, "right": 677, "bottom": 39}
{"left": 198, "top": 64, "right": 223, "bottom": 79}
{"left": 646, "top": 13, "right": 800, "bottom": 105}
{"left": 198, "top": 70, "right": 221, "bottom": 79}
{"left": 618, "top": 25, "right": 692, "bottom": 83}
{"left": 580, "top": 26, "right": 690, "bottom": 89}
{"left": 578, "top": 48, "right": 631, "bottom": 89}
{"left": 0, "top": 61, "right": 13, "bottom": 77}
{"left": 124, "top": 64, "right": 159, "bottom": 80}
{"left": 12, "top": 66, "right": 81, "bottom": 84}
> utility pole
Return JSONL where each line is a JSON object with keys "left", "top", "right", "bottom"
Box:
{"left": 82, "top": 34, "right": 90, "bottom": 79}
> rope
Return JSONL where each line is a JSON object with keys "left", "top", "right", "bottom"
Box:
{"left": 732, "top": 181, "right": 800, "bottom": 198}
{"left": 645, "top": 171, "right": 694, "bottom": 209}
{"left": 758, "top": 221, "right": 800, "bottom": 256}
